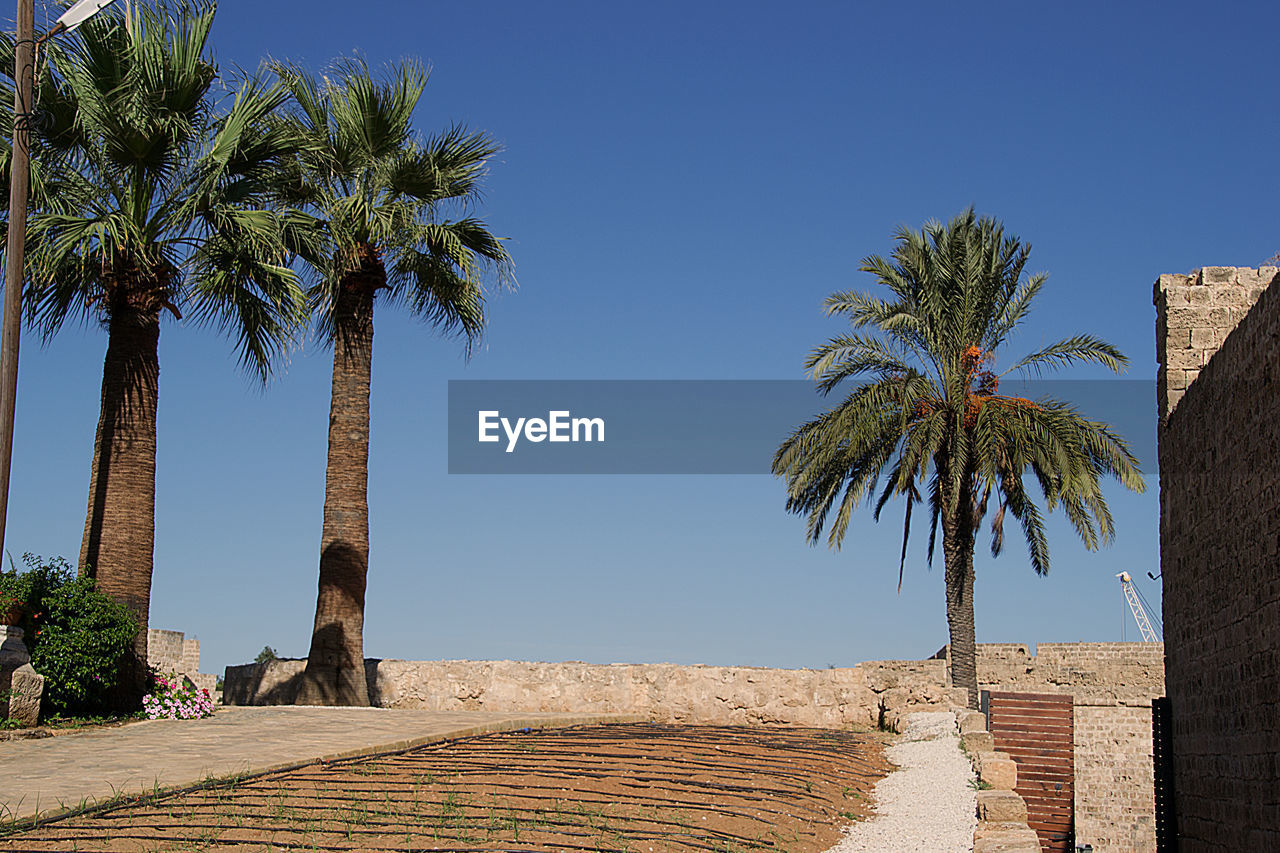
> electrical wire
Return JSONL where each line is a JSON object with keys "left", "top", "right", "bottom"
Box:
{"left": 1133, "top": 583, "right": 1164, "bottom": 636}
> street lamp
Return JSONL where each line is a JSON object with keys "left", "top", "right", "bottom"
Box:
{"left": 48, "top": 0, "right": 115, "bottom": 35}
{"left": 0, "top": 0, "right": 116, "bottom": 562}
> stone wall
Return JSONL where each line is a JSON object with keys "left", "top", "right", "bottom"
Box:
{"left": 224, "top": 657, "right": 966, "bottom": 729}
{"left": 1155, "top": 265, "right": 1280, "bottom": 850}
{"left": 1076, "top": 704, "right": 1157, "bottom": 853}
{"left": 146, "top": 628, "right": 215, "bottom": 696}
{"left": 181, "top": 637, "right": 200, "bottom": 678}
{"left": 146, "top": 629, "right": 186, "bottom": 674}
{"left": 960, "top": 642, "right": 1166, "bottom": 853}
{"left": 973, "top": 642, "right": 1165, "bottom": 704}
{"left": 1154, "top": 265, "right": 1274, "bottom": 420}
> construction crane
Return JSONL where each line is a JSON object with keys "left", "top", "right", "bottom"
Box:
{"left": 1117, "top": 572, "right": 1160, "bottom": 642}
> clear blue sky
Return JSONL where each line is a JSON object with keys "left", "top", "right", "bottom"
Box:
{"left": 6, "top": 1, "right": 1275, "bottom": 674}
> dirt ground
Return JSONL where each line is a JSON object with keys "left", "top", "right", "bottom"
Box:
{"left": 0, "top": 722, "right": 891, "bottom": 852}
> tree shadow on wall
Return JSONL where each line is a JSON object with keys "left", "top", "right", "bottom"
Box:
{"left": 226, "top": 657, "right": 382, "bottom": 705}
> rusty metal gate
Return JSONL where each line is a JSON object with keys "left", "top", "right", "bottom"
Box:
{"left": 985, "top": 690, "right": 1075, "bottom": 852}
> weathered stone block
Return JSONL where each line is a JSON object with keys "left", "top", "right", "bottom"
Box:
{"left": 974, "top": 820, "right": 1037, "bottom": 839}
{"left": 1201, "top": 266, "right": 1234, "bottom": 285}
{"left": 1187, "top": 286, "right": 1213, "bottom": 305}
{"left": 1164, "top": 326, "right": 1191, "bottom": 350}
{"left": 1162, "top": 307, "right": 1194, "bottom": 330}
{"left": 962, "top": 730, "right": 994, "bottom": 754}
{"left": 1166, "top": 346, "right": 1203, "bottom": 369}
{"left": 1157, "top": 273, "right": 1190, "bottom": 291}
{"left": 1207, "top": 306, "right": 1235, "bottom": 326}
{"left": 3, "top": 663, "right": 42, "bottom": 727}
{"left": 1189, "top": 326, "right": 1218, "bottom": 350}
{"left": 1210, "top": 286, "right": 1249, "bottom": 307}
{"left": 1235, "top": 267, "right": 1263, "bottom": 289}
{"left": 880, "top": 686, "right": 910, "bottom": 712}
{"left": 977, "top": 789, "right": 1028, "bottom": 823}
{"left": 866, "top": 668, "right": 897, "bottom": 692}
{"left": 979, "top": 755, "right": 1018, "bottom": 790}
{"left": 973, "top": 826, "right": 1041, "bottom": 853}
{"left": 957, "top": 709, "right": 987, "bottom": 734}
{"left": 880, "top": 709, "right": 904, "bottom": 733}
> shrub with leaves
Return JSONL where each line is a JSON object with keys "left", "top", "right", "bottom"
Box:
{"left": 143, "top": 673, "right": 215, "bottom": 720}
{"left": 0, "top": 555, "right": 139, "bottom": 715}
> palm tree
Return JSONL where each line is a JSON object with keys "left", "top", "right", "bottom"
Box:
{"left": 274, "top": 59, "right": 513, "bottom": 706}
{"left": 773, "top": 210, "right": 1144, "bottom": 708}
{"left": 7, "top": 2, "right": 306, "bottom": 670}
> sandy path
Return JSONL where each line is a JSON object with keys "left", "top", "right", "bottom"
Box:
{"left": 826, "top": 710, "right": 976, "bottom": 852}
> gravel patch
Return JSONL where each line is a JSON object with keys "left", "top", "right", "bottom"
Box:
{"left": 825, "top": 710, "right": 977, "bottom": 853}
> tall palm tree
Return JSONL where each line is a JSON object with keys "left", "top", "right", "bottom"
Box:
{"left": 773, "top": 210, "right": 1144, "bottom": 708}
{"left": 6, "top": 2, "right": 306, "bottom": 669}
{"left": 274, "top": 59, "right": 513, "bottom": 706}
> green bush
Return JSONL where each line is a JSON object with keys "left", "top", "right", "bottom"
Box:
{"left": 0, "top": 555, "right": 139, "bottom": 715}
{"left": 254, "top": 645, "right": 278, "bottom": 664}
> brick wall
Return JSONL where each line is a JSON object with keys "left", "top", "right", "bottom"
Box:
{"left": 1155, "top": 265, "right": 1280, "bottom": 850}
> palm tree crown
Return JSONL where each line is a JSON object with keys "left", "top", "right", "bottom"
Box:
{"left": 27, "top": 3, "right": 305, "bottom": 376}
{"left": 1, "top": 1, "right": 307, "bottom": 678}
{"left": 274, "top": 58, "right": 513, "bottom": 706}
{"left": 773, "top": 210, "right": 1144, "bottom": 707}
{"left": 277, "top": 57, "right": 512, "bottom": 343}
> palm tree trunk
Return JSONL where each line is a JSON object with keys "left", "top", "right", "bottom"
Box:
{"left": 79, "top": 308, "right": 160, "bottom": 696}
{"left": 942, "top": 506, "right": 979, "bottom": 709}
{"left": 296, "top": 283, "right": 374, "bottom": 706}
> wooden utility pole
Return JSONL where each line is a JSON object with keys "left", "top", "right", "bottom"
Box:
{"left": 0, "top": 0, "right": 35, "bottom": 563}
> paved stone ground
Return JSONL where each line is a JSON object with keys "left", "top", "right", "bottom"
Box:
{"left": 0, "top": 707, "right": 638, "bottom": 822}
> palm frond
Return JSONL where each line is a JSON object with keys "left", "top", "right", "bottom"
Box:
{"left": 21, "top": 0, "right": 309, "bottom": 381}
{"left": 775, "top": 209, "right": 1145, "bottom": 593}
{"left": 804, "top": 332, "right": 910, "bottom": 392}
{"left": 272, "top": 58, "right": 513, "bottom": 350}
{"left": 1007, "top": 335, "right": 1129, "bottom": 376}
